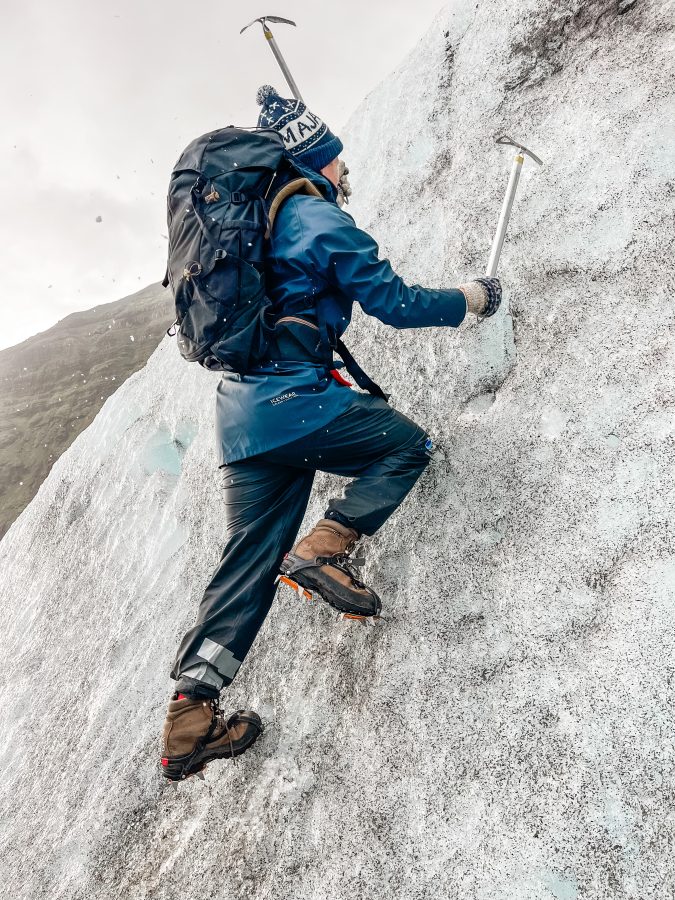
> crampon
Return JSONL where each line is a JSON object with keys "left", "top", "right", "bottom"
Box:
{"left": 276, "top": 549, "right": 382, "bottom": 625}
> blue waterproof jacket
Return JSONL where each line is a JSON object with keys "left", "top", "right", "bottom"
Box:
{"left": 215, "top": 166, "right": 467, "bottom": 466}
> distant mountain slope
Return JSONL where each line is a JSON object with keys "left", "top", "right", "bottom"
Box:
{"left": 0, "top": 283, "right": 172, "bottom": 539}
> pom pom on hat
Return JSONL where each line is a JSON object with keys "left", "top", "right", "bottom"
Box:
{"left": 256, "top": 84, "right": 279, "bottom": 106}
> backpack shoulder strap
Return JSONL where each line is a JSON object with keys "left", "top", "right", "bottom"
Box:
{"left": 265, "top": 177, "right": 324, "bottom": 237}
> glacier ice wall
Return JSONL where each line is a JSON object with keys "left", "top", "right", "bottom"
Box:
{"left": 1, "top": 2, "right": 674, "bottom": 898}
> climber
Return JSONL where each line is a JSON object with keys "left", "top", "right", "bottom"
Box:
{"left": 160, "top": 86, "right": 501, "bottom": 781}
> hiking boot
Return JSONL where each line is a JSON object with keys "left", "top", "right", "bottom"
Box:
{"left": 279, "top": 519, "right": 382, "bottom": 618}
{"left": 160, "top": 694, "right": 263, "bottom": 781}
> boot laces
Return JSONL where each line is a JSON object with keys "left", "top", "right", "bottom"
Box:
{"left": 332, "top": 545, "right": 367, "bottom": 588}
{"left": 209, "top": 698, "right": 237, "bottom": 763}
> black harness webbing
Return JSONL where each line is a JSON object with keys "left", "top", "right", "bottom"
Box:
{"left": 313, "top": 292, "right": 389, "bottom": 403}
{"left": 333, "top": 338, "right": 389, "bottom": 402}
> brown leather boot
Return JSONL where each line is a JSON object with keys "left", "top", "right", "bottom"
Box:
{"left": 279, "top": 519, "right": 381, "bottom": 618}
{"left": 160, "top": 694, "right": 263, "bottom": 781}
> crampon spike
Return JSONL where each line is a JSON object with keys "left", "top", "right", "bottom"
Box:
{"left": 339, "top": 612, "right": 381, "bottom": 626}
{"left": 277, "top": 575, "right": 313, "bottom": 602}
{"left": 195, "top": 770, "right": 206, "bottom": 781}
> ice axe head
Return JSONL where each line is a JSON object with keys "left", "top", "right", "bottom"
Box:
{"left": 240, "top": 15, "right": 304, "bottom": 102}
{"left": 495, "top": 135, "right": 543, "bottom": 166}
{"left": 240, "top": 15, "right": 297, "bottom": 35}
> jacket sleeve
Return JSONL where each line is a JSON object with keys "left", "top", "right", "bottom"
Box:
{"left": 299, "top": 197, "right": 467, "bottom": 329}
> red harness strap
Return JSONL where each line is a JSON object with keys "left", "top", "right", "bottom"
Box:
{"left": 330, "top": 368, "right": 352, "bottom": 387}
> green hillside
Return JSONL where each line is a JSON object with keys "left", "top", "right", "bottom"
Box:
{"left": 0, "top": 283, "right": 173, "bottom": 540}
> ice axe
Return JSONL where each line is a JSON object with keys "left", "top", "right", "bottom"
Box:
{"left": 240, "top": 15, "right": 304, "bottom": 102}
{"left": 485, "top": 136, "right": 542, "bottom": 277}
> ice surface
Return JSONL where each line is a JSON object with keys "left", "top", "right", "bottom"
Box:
{"left": 1, "top": 1, "right": 674, "bottom": 898}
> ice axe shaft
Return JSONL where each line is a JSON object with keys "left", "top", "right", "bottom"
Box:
{"left": 486, "top": 136, "right": 542, "bottom": 277}
{"left": 266, "top": 29, "right": 303, "bottom": 101}
{"left": 240, "top": 15, "right": 304, "bottom": 102}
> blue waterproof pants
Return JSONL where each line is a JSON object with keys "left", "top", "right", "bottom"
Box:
{"left": 171, "top": 394, "right": 431, "bottom": 698}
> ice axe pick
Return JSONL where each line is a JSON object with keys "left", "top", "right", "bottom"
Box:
{"left": 485, "top": 136, "right": 542, "bottom": 277}
{"left": 240, "top": 15, "right": 304, "bottom": 102}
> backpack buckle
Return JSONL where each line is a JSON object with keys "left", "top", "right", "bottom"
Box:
{"left": 183, "top": 261, "right": 202, "bottom": 280}
{"left": 230, "top": 192, "right": 245, "bottom": 203}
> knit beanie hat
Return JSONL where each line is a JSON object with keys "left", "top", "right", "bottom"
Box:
{"left": 256, "top": 85, "right": 343, "bottom": 173}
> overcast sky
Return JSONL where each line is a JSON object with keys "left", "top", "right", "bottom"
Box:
{"left": 0, "top": 0, "right": 445, "bottom": 351}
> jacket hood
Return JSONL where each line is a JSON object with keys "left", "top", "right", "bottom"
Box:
{"left": 278, "top": 154, "right": 339, "bottom": 205}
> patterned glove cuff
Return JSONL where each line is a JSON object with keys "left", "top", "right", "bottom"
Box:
{"left": 474, "top": 277, "right": 502, "bottom": 318}
{"left": 458, "top": 282, "right": 488, "bottom": 315}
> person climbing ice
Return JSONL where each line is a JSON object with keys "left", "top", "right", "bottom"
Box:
{"left": 160, "top": 86, "right": 501, "bottom": 781}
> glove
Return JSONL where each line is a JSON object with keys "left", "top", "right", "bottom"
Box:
{"left": 458, "top": 277, "right": 502, "bottom": 318}
{"left": 337, "top": 159, "right": 352, "bottom": 208}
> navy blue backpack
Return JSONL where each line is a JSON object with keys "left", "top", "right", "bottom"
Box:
{"left": 162, "top": 125, "right": 388, "bottom": 399}
{"left": 162, "top": 126, "right": 289, "bottom": 372}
